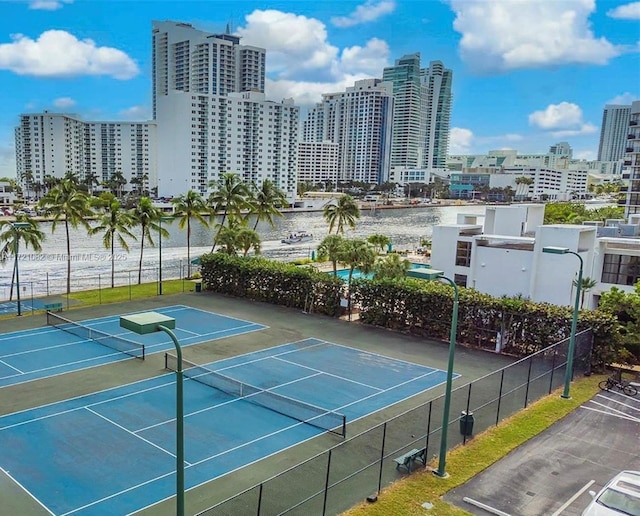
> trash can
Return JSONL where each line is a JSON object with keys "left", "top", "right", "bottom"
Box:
{"left": 459, "top": 411, "right": 474, "bottom": 436}
{"left": 195, "top": 281, "right": 202, "bottom": 293}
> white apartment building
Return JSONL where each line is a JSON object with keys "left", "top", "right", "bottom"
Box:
{"left": 152, "top": 21, "right": 265, "bottom": 118}
{"left": 623, "top": 100, "right": 640, "bottom": 216}
{"left": 0, "top": 181, "right": 15, "bottom": 206}
{"left": 14, "top": 112, "right": 156, "bottom": 192}
{"left": 302, "top": 79, "right": 394, "bottom": 184}
{"left": 297, "top": 142, "right": 339, "bottom": 186}
{"left": 598, "top": 104, "right": 631, "bottom": 162}
{"left": 430, "top": 204, "right": 640, "bottom": 310}
{"left": 156, "top": 91, "right": 299, "bottom": 198}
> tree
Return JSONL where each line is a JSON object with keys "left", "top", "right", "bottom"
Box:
{"left": 367, "top": 233, "right": 390, "bottom": 254}
{"left": 208, "top": 173, "right": 251, "bottom": 251}
{"left": 104, "top": 170, "right": 127, "bottom": 198}
{"left": 373, "top": 253, "right": 411, "bottom": 281}
{"left": 250, "top": 179, "right": 287, "bottom": 231}
{"left": 599, "top": 286, "right": 640, "bottom": 364}
{"left": 337, "top": 238, "right": 377, "bottom": 287}
{"left": 323, "top": 195, "right": 360, "bottom": 234}
{"left": 82, "top": 172, "right": 100, "bottom": 196}
{"left": 38, "top": 180, "right": 93, "bottom": 294}
{"left": 172, "top": 190, "right": 208, "bottom": 278}
{"left": 236, "top": 227, "right": 261, "bottom": 257}
{"left": 0, "top": 215, "right": 45, "bottom": 300}
{"left": 573, "top": 276, "right": 597, "bottom": 309}
{"left": 131, "top": 197, "right": 168, "bottom": 284}
{"left": 89, "top": 200, "right": 136, "bottom": 288}
{"left": 317, "top": 234, "right": 346, "bottom": 277}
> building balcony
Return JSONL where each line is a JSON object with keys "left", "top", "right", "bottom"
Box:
{"left": 627, "top": 147, "right": 635, "bottom": 153}
{"left": 631, "top": 120, "right": 638, "bottom": 126}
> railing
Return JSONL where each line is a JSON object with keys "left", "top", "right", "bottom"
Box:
{"left": 196, "top": 329, "right": 593, "bottom": 516}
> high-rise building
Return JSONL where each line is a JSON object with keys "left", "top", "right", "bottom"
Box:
{"left": 623, "top": 101, "right": 640, "bottom": 217}
{"left": 382, "top": 54, "right": 452, "bottom": 171}
{"left": 421, "top": 60, "right": 453, "bottom": 169}
{"left": 152, "top": 21, "right": 266, "bottom": 119}
{"left": 14, "top": 112, "right": 156, "bottom": 193}
{"left": 297, "top": 142, "right": 340, "bottom": 186}
{"left": 152, "top": 21, "right": 298, "bottom": 198}
{"left": 598, "top": 104, "right": 631, "bottom": 161}
{"left": 302, "top": 79, "right": 394, "bottom": 184}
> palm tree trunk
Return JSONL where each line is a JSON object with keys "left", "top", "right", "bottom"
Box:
{"left": 187, "top": 219, "right": 191, "bottom": 278}
{"left": 211, "top": 211, "right": 227, "bottom": 252}
{"left": 65, "top": 219, "right": 71, "bottom": 295}
{"left": 111, "top": 238, "right": 115, "bottom": 288}
{"left": 138, "top": 226, "right": 145, "bottom": 285}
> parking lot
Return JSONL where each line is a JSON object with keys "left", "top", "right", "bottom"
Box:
{"left": 445, "top": 389, "right": 640, "bottom": 515}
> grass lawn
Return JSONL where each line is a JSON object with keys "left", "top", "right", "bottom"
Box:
{"left": 67, "top": 278, "right": 191, "bottom": 305}
{"left": 344, "top": 375, "right": 603, "bottom": 516}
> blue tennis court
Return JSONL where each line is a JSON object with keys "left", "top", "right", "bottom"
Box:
{"left": 0, "top": 338, "right": 455, "bottom": 515}
{"left": 0, "top": 298, "right": 49, "bottom": 315}
{"left": 0, "top": 305, "right": 266, "bottom": 388}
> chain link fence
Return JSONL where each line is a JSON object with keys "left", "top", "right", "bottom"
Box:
{"left": 197, "top": 329, "right": 593, "bottom": 516}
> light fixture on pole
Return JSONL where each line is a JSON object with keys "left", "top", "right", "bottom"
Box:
{"left": 120, "top": 312, "right": 184, "bottom": 516}
{"left": 542, "top": 246, "right": 583, "bottom": 399}
{"left": 407, "top": 267, "right": 459, "bottom": 478}
{"left": 12, "top": 222, "right": 30, "bottom": 317}
{"left": 158, "top": 216, "right": 173, "bottom": 295}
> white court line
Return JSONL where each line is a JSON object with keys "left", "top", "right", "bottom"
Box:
{"left": 0, "top": 358, "right": 23, "bottom": 374}
{"left": 463, "top": 497, "right": 511, "bottom": 516}
{"left": 580, "top": 405, "right": 640, "bottom": 422}
{"left": 0, "top": 465, "right": 55, "bottom": 515}
{"left": 273, "top": 355, "right": 385, "bottom": 391}
{"left": 551, "top": 480, "right": 595, "bottom": 516}
{"left": 85, "top": 407, "right": 185, "bottom": 463}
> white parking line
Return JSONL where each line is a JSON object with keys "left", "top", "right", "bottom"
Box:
{"left": 551, "top": 480, "right": 595, "bottom": 516}
{"left": 580, "top": 406, "right": 640, "bottom": 422}
{"left": 463, "top": 497, "right": 512, "bottom": 516}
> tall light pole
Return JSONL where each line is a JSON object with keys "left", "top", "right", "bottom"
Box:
{"left": 120, "top": 312, "right": 184, "bottom": 515}
{"left": 407, "top": 267, "right": 459, "bottom": 478}
{"left": 542, "top": 246, "right": 583, "bottom": 399}
{"left": 158, "top": 216, "right": 172, "bottom": 295}
{"left": 12, "top": 222, "right": 30, "bottom": 316}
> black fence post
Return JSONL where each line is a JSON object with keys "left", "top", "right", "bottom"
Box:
{"left": 463, "top": 383, "right": 472, "bottom": 445}
{"left": 524, "top": 358, "right": 533, "bottom": 408}
{"left": 376, "top": 423, "right": 387, "bottom": 494}
{"left": 549, "top": 345, "right": 558, "bottom": 394}
{"left": 322, "top": 450, "right": 333, "bottom": 516}
{"left": 495, "top": 369, "right": 505, "bottom": 426}
{"left": 424, "top": 401, "right": 432, "bottom": 460}
{"left": 257, "top": 483, "right": 263, "bottom": 516}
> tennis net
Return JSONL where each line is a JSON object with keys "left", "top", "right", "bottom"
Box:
{"left": 165, "top": 353, "right": 346, "bottom": 437}
{"left": 46, "top": 311, "right": 145, "bottom": 359}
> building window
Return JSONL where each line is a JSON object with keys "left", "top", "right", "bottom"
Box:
{"left": 455, "top": 241, "right": 472, "bottom": 267}
{"left": 601, "top": 254, "right": 640, "bottom": 286}
{"left": 454, "top": 274, "right": 467, "bottom": 287}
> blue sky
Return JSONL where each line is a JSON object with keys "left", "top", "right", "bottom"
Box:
{"left": 0, "top": 0, "right": 638, "bottom": 178}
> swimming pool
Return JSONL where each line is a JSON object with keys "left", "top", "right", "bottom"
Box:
{"left": 334, "top": 262, "right": 426, "bottom": 281}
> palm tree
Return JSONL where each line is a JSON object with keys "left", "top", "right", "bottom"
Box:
{"left": 573, "top": 276, "right": 598, "bottom": 309}
{"left": 38, "top": 180, "right": 93, "bottom": 294}
{"left": 373, "top": 253, "right": 410, "bottom": 281}
{"left": 236, "top": 227, "right": 261, "bottom": 257}
{"left": 323, "top": 195, "right": 360, "bottom": 234}
{"left": 131, "top": 197, "right": 168, "bottom": 284}
{"left": 172, "top": 190, "right": 208, "bottom": 278}
{"left": 367, "top": 233, "right": 390, "bottom": 254}
{"left": 0, "top": 215, "right": 45, "bottom": 300}
{"left": 89, "top": 200, "right": 136, "bottom": 288}
{"left": 208, "top": 173, "right": 251, "bottom": 251}
{"left": 250, "top": 179, "right": 287, "bottom": 231}
{"left": 317, "top": 234, "right": 346, "bottom": 276}
{"left": 82, "top": 172, "right": 100, "bottom": 196}
{"left": 337, "top": 238, "right": 377, "bottom": 287}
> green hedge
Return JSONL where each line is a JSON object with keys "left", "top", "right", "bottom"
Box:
{"left": 350, "top": 278, "right": 620, "bottom": 368}
{"left": 200, "top": 253, "right": 343, "bottom": 316}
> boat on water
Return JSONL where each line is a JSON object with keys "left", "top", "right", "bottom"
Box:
{"left": 281, "top": 231, "right": 314, "bottom": 244}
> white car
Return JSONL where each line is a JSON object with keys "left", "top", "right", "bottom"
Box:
{"left": 582, "top": 471, "right": 640, "bottom": 515}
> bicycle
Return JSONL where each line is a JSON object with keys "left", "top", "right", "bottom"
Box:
{"left": 599, "top": 376, "right": 638, "bottom": 397}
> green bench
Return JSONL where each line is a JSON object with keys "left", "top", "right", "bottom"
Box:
{"left": 44, "top": 302, "right": 63, "bottom": 312}
{"left": 394, "top": 448, "right": 426, "bottom": 473}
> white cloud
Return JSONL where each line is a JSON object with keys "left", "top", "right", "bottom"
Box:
{"left": 449, "top": 0, "right": 621, "bottom": 72}
{"left": 551, "top": 123, "right": 598, "bottom": 137}
{"left": 331, "top": 0, "right": 396, "bottom": 28}
{"left": 574, "top": 150, "right": 596, "bottom": 160}
{"left": 449, "top": 127, "right": 474, "bottom": 154}
{"left": 0, "top": 30, "right": 139, "bottom": 79}
{"left": 606, "top": 92, "right": 638, "bottom": 105}
{"left": 28, "top": 0, "right": 72, "bottom": 10}
{"left": 237, "top": 9, "right": 390, "bottom": 104}
{"left": 118, "top": 105, "right": 151, "bottom": 120}
{"left": 52, "top": 96, "right": 76, "bottom": 109}
{"left": 529, "top": 102, "right": 585, "bottom": 129}
{"left": 607, "top": 1, "right": 640, "bottom": 19}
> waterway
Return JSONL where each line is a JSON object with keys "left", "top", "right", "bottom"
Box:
{"left": 0, "top": 203, "right": 613, "bottom": 300}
